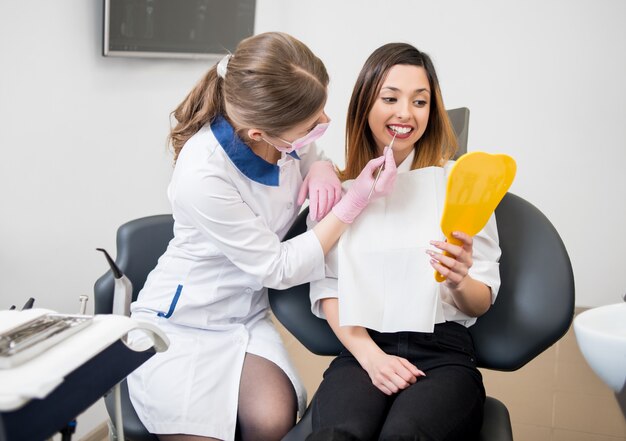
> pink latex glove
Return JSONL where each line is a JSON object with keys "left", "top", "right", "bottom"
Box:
{"left": 332, "top": 147, "right": 397, "bottom": 224}
{"left": 297, "top": 160, "right": 342, "bottom": 221}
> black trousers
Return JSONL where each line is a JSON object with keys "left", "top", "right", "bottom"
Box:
{"left": 308, "top": 322, "right": 485, "bottom": 441}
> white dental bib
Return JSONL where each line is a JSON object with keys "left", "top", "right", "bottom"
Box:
{"left": 338, "top": 164, "right": 448, "bottom": 333}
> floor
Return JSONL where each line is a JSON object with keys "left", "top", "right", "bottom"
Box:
{"left": 275, "top": 307, "right": 626, "bottom": 441}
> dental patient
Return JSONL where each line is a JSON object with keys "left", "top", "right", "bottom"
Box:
{"left": 307, "top": 43, "right": 502, "bottom": 441}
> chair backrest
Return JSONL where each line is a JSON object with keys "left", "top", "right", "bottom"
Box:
{"left": 94, "top": 215, "right": 174, "bottom": 315}
{"left": 469, "top": 193, "right": 575, "bottom": 370}
{"left": 269, "top": 210, "right": 342, "bottom": 355}
{"left": 269, "top": 193, "right": 576, "bottom": 370}
{"left": 447, "top": 107, "right": 470, "bottom": 158}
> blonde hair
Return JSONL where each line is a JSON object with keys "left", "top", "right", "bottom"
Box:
{"left": 341, "top": 43, "right": 457, "bottom": 180}
{"left": 169, "top": 32, "right": 329, "bottom": 161}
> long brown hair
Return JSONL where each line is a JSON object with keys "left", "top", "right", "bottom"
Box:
{"left": 169, "top": 32, "right": 329, "bottom": 161}
{"left": 341, "top": 43, "right": 457, "bottom": 180}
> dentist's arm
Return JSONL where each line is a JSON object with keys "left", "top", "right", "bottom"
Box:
{"left": 320, "top": 298, "right": 425, "bottom": 395}
{"left": 312, "top": 149, "right": 396, "bottom": 254}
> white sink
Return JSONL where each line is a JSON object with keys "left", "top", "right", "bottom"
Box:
{"left": 574, "top": 302, "right": 626, "bottom": 393}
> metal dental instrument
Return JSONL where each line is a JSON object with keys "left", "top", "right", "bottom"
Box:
{"left": 368, "top": 132, "right": 397, "bottom": 200}
{"left": 0, "top": 314, "right": 93, "bottom": 368}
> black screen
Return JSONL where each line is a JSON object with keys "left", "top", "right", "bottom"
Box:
{"left": 104, "top": 0, "right": 256, "bottom": 58}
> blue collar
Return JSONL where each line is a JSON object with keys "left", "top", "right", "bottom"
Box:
{"left": 211, "top": 115, "right": 299, "bottom": 187}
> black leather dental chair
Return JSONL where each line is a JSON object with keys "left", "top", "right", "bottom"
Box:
{"left": 94, "top": 215, "right": 251, "bottom": 440}
{"left": 94, "top": 215, "right": 174, "bottom": 441}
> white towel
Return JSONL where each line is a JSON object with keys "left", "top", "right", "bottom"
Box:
{"left": 338, "top": 167, "right": 447, "bottom": 333}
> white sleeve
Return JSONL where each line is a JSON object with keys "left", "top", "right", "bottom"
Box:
{"left": 306, "top": 216, "right": 339, "bottom": 319}
{"left": 468, "top": 212, "right": 502, "bottom": 303}
{"left": 172, "top": 171, "right": 325, "bottom": 290}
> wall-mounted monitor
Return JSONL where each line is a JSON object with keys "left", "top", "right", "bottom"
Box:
{"left": 103, "top": 0, "right": 256, "bottom": 59}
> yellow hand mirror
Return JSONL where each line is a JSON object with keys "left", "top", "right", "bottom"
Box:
{"left": 435, "top": 152, "right": 516, "bottom": 282}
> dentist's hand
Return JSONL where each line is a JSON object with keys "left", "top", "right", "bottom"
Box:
{"left": 297, "top": 160, "right": 342, "bottom": 221}
{"left": 331, "top": 147, "right": 396, "bottom": 224}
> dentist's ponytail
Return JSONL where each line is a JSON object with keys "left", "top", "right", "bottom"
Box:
{"left": 169, "top": 66, "right": 224, "bottom": 161}
{"left": 168, "top": 32, "right": 329, "bottom": 162}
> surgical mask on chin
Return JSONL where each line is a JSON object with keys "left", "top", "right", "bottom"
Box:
{"left": 263, "top": 122, "right": 330, "bottom": 154}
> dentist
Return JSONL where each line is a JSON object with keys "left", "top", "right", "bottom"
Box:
{"left": 127, "top": 32, "right": 397, "bottom": 441}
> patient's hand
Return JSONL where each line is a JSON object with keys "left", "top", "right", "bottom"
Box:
{"left": 427, "top": 231, "right": 492, "bottom": 316}
{"left": 360, "top": 351, "right": 425, "bottom": 395}
{"left": 427, "top": 231, "right": 474, "bottom": 289}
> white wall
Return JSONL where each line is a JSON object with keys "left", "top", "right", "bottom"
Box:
{"left": 1, "top": 0, "right": 624, "bottom": 437}
{"left": 268, "top": 0, "right": 626, "bottom": 309}
{"left": 0, "top": 1, "right": 210, "bottom": 438}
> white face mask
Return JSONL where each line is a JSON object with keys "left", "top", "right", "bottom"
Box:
{"left": 263, "top": 122, "right": 330, "bottom": 153}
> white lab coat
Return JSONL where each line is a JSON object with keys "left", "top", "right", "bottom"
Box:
{"left": 128, "top": 115, "right": 326, "bottom": 440}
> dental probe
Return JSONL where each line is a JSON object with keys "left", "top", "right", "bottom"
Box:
{"left": 367, "top": 131, "right": 397, "bottom": 200}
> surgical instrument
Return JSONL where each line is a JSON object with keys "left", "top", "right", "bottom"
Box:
{"left": 368, "top": 132, "right": 397, "bottom": 200}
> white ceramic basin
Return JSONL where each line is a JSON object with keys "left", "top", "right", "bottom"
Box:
{"left": 574, "top": 302, "right": 626, "bottom": 393}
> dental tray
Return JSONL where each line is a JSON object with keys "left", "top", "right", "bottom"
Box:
{"left": 0, "top": 314, "right": 93, "bottom": 369}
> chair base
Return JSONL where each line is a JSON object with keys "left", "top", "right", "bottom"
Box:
{"left": 479, "top": 396, "right": 513, "bottom": 441}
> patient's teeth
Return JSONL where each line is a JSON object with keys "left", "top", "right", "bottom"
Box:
{"left": 389, "top": 125, "right": 411, "bottom": 134}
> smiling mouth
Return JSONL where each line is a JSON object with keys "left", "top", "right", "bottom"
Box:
{"left": 387, "top": 125, "right": 413, "bottom": 136}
